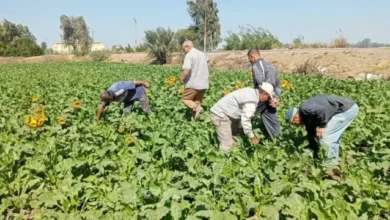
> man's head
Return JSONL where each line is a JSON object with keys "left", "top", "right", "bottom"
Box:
{"left": 247, "top": 48, "right": 260, "bottom": 64}
{"left": 285, "top": 108, "right": 303, "bottom": 126}
{"left": 258, "top": 82, "right": 274, "bottom": 102}
{"left": 182, "top": 40, "right": 194, "bottom": 53}
{"left": 100, "top": 91, "right": 114, "bottom": 102}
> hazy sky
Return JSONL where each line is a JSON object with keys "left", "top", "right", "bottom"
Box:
{"left": 1, "top": 0, "right": 389, "bottom": 48}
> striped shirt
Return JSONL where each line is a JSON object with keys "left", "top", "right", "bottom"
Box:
{"left": 251, "top": 58, "right": 282, "bottom": 98}
{"left": 182, "top": 48, "right": 210, "bottom": 90}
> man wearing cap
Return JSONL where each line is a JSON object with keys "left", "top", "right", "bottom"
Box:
{"left": 285, "top": 95, "right": 359, "bottom": 168}
{"left": 180, "top": 40, "right": 210, "bottom": 120}
{"left": 210, "top": 82, "right": 275, "bottom": 152}
{"left": 247, "top": 48, "right": 282, "bottom": 140}
{"left": 96, "top": 80, "right": 151, "bottom": 122}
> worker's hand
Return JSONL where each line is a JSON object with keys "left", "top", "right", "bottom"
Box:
{"left": 316, "top": 127, "right": 325, "bottom": 139}
{"left": 143, "top": 82, "right": 150, "bottom": 88}
{"left": 269, "top": 98, "right": 280, "bottom": 108}
{"left": 180, "top": 75, "right": 185, "bottom": 84}
{"left": 251, "top": 137, "right": 259, "bottom": 145}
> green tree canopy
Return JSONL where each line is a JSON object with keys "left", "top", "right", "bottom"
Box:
{"left": 187, "top": 0, "right": 221, "bottom": 51}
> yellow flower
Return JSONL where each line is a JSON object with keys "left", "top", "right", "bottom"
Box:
{"left": 224, "top": 90, "right": 231, "bottom": 96}
{"left": 58, "top": 117, "right": 66, "bottom": 125}
{"left": 146, "top": 89, "right": 151, "bottom": 96}
{"left": 39, "top": 114, "right": 46, "bottom": 121}
{"left": 118, "top": 127, "right": 125, "bottom": 133}
{"left": 29, "top": 118, "right": 38, "bottom": 128}
{"left": 34, "top": 107, "right": 44, "bottom": 116}
{"left": 72, "top": 101, "right": 82, "bottom": 109}
{"left": 165, "top": 76, "right": 177, "bottom": 87}
{"left": 24, "top": 115, "right": 31, "bottom": 124}
{"left": 32, "top": 95, "right": 39, "bottom": 102}
{"left": 125, "top": 136, "right": 135, "bottom": 144}
{"left": 281, "top": 80, "right": 292, "bottom": 90}
{"left": 38, "top": 118, "right": 45, "bottom": 127}
{"left": 234, "top": 82, "right": 245, "bottom": 90}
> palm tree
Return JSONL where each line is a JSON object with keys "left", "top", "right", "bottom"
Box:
{"left": 144, "top": 27, "right": 176, "bottom": 64}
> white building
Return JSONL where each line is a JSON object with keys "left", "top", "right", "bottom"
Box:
{"left": 52, "top": 42, "right": 106, "bottom": 54}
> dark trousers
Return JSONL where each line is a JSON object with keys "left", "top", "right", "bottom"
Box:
{"left": 256, "top": 102, "right": 282, "bottom": 140}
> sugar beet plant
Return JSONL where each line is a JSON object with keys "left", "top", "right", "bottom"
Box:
{"left": 0, "top": 62, "right": 389, "bottom": 219}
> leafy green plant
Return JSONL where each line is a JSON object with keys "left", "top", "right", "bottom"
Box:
{"left": 0, "top": 62, "right": 389, "bottom": 219}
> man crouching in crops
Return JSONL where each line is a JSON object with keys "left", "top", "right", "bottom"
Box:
{"left": 285, "top": 95, "right": 359, "bottom": 180}
{"left": 210, "top": 82, "right": 275, "bottom": 152}
{"left": 96, "top": 80, "right": 151, "bottom": 121}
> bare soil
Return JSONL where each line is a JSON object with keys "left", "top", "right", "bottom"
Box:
{"left": 1, "top": 48, "right": 390, "bottom": 80}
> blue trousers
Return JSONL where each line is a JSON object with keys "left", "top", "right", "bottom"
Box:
{"left": 321, "top": 104, "right": 359, "bottom": 166}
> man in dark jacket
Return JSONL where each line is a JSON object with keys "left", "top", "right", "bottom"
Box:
{"left": 248, "top": 48, "right": 282, "bottom": 140}
{"left": 285, "top": 95, "right": 359, "bottom": 168}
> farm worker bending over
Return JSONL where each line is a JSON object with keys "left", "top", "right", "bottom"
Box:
{"left": 248, "top": 48, "right": 282, "bottom": 140}
{"left": 96, "top": 80, "right": 151, "bottom": 121}
{"left": 180, "top": 40, "right": 210, "bottom": 120}
{"left": 210, "top": 82, "right": 274, "bottom": 152}
{"left": 285, "top": 95, "right": 359, "bottom": 169}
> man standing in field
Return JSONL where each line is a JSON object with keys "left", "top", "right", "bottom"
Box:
{"left": 180, "top": 40, "right": 210, "bottom": 120}
{"left": 96, "top": 80, "right": 151, "bottom": 121}
{"left": 285, "top": 95, "right": 359, "bottom": 179}
{"left": 248, "top": 48, "right": 282, "bottom": 140}
{"left": 210, "top": 82, "right": 274, "bottom": 152}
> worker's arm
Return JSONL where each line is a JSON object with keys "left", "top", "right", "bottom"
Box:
{"left": 241, "top": 103, "right": 259, "bottom": 145}
{"left": 181, "top": 69, "right": 191, "bottom": 84}
{"left": 181, "top": 53, "right": 192, "bottom": 84}
{"left": 96, "top": 105, "right": 105, "bottom": 122}
{"left": 305, "top": 125, "right": 320, "bottom": 159}
{"left": 134, "top": 80, "right": 150, "bottom": 88}
{"left": 252, "top": 60, "right": 265, "bottom": 88}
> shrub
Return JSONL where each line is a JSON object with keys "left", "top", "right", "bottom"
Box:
{"left": 134, "top": 43, "right": 148, "bottom": 52}
{"left": 330, "top": 37, "right": 348, "bottom": 48}
{"left": 330, "top": 29, "right": 349, "bottom": 48}
{"left": 0, "top": 38, "right": 43, "bottom": 57}
{"left": 292, "top": 36, "right": 304, "bottom": 49}
{"left": 295, "top": 59, "right": 321, "bottom": 75}
{"left": 89, "top": 50, "right": 111, "bottom": 62}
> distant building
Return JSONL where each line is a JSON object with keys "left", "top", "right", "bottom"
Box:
{"left": 52, "top": 42, "right": 106, "bottom": 54}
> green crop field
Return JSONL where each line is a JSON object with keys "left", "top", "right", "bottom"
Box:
{"left": 0, "top": 62, "right": 389, "bottom": 219}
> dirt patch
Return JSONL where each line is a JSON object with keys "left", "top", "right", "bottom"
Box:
{"left": 1, "top": 48, "right": 390, "bottom": 79}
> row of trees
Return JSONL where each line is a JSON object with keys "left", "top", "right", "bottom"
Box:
{"left": 1, "top": 0, "right": 389, "bottom": 60}
{"left": 0, "top": 20, "right": 43, "bottom": 57}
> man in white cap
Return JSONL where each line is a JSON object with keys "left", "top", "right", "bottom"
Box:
{"left": 210, "top": 82, "right": 275, "bottom": 152}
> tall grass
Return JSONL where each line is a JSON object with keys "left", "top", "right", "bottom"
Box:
{"left": 224, "top": 25, "right": 282, "bottom": 50}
